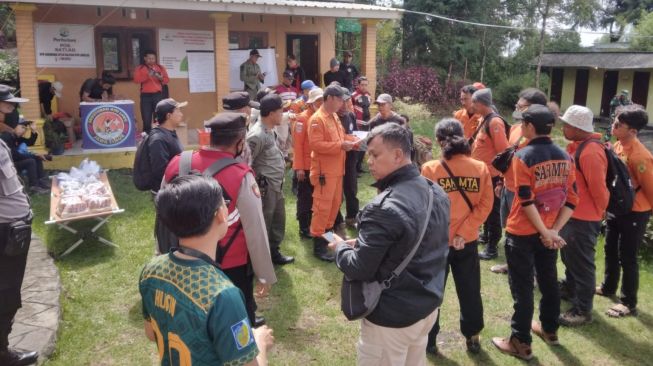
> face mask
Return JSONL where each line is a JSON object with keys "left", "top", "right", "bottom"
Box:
{"left": 235, "top": 139, "right": 244, "bottom": 158}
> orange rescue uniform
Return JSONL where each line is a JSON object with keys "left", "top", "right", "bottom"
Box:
{"left": 421, "top": 155, "right": 494, "bottom": 243}
{"left": 291, "top": 108, "right": 315, "bottom": 171}
{"left": 566, "top": 133, "right": 610, "bottom": 221}
{"left": 614, "top": 137, "right": 653, "bottom": 213}
{"left": 506, "top": 137, "right": 579, "bottom": 236}
{"left": 453, "top": 108, "right": 482, "bottom": 140}
{"left": 471, "top": 115, "right": 509, "bottom": 177}
{"left": 503, "top": 123, "right": 527, "bottom": 192}
{"left": 308, "top": 106, "right": 357, "bottom": 236}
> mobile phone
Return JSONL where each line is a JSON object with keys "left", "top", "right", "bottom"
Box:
{"left": 322, "top": 231, "right": 335, "bottom": 243}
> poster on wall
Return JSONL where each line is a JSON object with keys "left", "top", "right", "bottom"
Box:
{"left": 80, "top": 101, "right": 136, "bottom": 150}
{"left": 35, "top": 23, "right": 96, "bottom": 68}
{"left": 158, "top": 28, "right": 214, "bottom": 78}
{"left": 187, "top": 51, "right": 216, "bottom": 93}
{"left": 229, "top": 49, "right": 278, "bottom": 91}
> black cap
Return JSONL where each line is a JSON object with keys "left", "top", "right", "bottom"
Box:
{"left": 156, "top": 98, "right": 187, "bottom": 114}
{"left": 522, "top": 104, "right": 555, "bottom": 128}
{"left": 283, "top": 70, "right": 294, "bottom": 79}
{"left": 250, "top": 49, "right": 261, "bottom": 57}
{"left": 0, "top": 84, "right": 28, "bottom": 103}
{"left": 323, "top": 84, "right": 344, "bottom": 98}
{"left": 259, "top": 94, "right": 283, "bottom": 115}
{"left": 223, "top": 91, "right": 260, "bottom": 110}
{"left": 204, "top": 112, "right": 248, "bottom": 132}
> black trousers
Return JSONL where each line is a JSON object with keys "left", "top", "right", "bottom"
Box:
{"left": 355, "top": 150, "right": 365, "bottom": 172}
{"left": 428, "top": 242, "right": 484, "bottom": 345}
{"left": 506, "top": 233, "right": 559, "bottom": 345}
{"left": 222, "top": 264, "right": 257, "bottom": 325}
{"left": 343, "top": 152, "right": 359, "bottom": 219}
{"left": 482, "top": 176, "right": 503, "bottom": 246}
{"left": 294, "top": 171, "right": 313, "bottom": 233}
{"left": 560, "top": 218, "right": 601, "bottom": 313}
{"left": 140, "top": 92, "right": 163, "bottom": 134}
{"left": 14, "top": 158, "right": 45, "bottom": 187}
{"left": 0, "top": 224, "right": 30, "bottom": 350}
{"left": 601, "top": 210, "right": 651, "bottom": 309}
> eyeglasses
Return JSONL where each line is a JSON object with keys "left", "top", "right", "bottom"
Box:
{"left": 515, "top": 103, "right": 529, "bottom": 111}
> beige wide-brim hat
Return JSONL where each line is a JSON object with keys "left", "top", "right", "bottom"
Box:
{"left": 560, "top": 105, "right": 594, "bottom": 133}
{"left": 307, "top": 88, "right": 324, "bottom": 104}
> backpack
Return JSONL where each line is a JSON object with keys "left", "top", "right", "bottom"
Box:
{"left": 575, "top": 139, "right": 636, "bottom": 216}
{"left": 132, "top": 129, "right": 160, "bottom": 191}
{"left": 469, "top": 113, "right": 510, "bottom": 146}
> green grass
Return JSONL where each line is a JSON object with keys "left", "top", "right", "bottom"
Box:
{"left": 30, "top": 113, "right": 653, "bottom": 365}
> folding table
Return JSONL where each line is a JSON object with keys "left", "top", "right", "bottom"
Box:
{"left": 45, "top": 172, "right": 123, "bottom": 257}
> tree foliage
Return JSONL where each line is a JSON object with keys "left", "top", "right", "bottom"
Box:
{"left": 631, "top": 11, "right": 653, "bottom": 51}
{"left": 601, "top": 0, "right": 653, "bottom": 42}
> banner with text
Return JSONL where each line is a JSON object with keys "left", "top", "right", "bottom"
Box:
{"left": 158, "top": 28, "right": 214, "bottom": 78}
{"left": 35, "top": 23, "right": 96, "bottom": 68}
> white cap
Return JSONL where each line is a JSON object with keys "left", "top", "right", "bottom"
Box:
{"left": 560, "top": 105, "right": 594, "bottom": 133}
{"left": 52, "top": 81, "right": 63, "bottom": 98}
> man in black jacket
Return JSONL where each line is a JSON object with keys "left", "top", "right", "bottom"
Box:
{"left": 330, "top": 122, "right": 449, "bottom": 366}
{"left": 149, "top": 98, "right": 185, "bottom": 255}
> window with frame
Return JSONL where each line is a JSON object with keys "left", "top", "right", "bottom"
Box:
{"left": 95, "top": 27, "right": 155, "bottom": 80}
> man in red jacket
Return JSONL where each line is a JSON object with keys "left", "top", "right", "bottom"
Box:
{"left": 133, "top": 50, "right": 169, "bottom": 134}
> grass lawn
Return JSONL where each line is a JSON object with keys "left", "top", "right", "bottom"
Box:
{"left": 30, "top": 111, "right": 653, "bottom": 365}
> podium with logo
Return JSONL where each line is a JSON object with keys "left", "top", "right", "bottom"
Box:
{"left": 80, "top": 101, "right": 136, "bottom": 149}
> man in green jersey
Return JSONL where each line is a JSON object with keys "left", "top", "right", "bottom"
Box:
{"left": 140, "top": 175, "right": 274, "bottom": 365}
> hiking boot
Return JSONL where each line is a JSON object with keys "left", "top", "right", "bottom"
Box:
{"left": 492, "top": 336, "right": 533, "bottom": 361}
{"left": 531, "top": 320, "right": 559, "bottom": 345}
{"left": 559, "top": 308, "right": 592, "bottom": 327}
{"left": 466, "top": 334, "right": 481, "bottom": 354}
{"left": 313, "top": 237, "right": 334, "bottom": 262}
{"left": 479, "top": 244, "right": 498, "bottom": 260}
{"left": 490, "top": 263, "right": 508, "bottom": 274}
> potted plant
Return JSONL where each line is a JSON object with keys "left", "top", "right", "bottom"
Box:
{"left": 43, "top": 115, "right": 68, "bottom": 155}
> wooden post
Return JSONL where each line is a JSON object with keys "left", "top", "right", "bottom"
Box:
{"left": 360, "top": 19, "right": 379, "bottom": 99}
{"left": 211, "top": 13, "right": 232, "bottom": 111}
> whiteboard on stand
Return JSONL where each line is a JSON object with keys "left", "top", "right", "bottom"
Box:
{"left": 187, "top": 50, "right": 216, "bottom": 93}
{"left": 229, "top": 49, "right": 278, "bottom": 91}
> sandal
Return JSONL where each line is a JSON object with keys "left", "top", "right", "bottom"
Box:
{"left": 595, "top": 286, "right": 614, "bottom": 297}
{"left": 606, "top": 303, "right": 637, "bottom": 318}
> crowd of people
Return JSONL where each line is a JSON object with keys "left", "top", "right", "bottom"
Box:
{"left": 0, "top": 45, "right": 652, "bottom": 365}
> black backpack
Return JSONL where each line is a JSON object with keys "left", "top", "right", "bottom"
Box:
{"left": 575, "top": 139, "right": 636, "bottom": 216}
{"left": 132, "top": 129, "right": 161, "bottom": 191}
{"left": 469, "top": 113, "right": 510, "bottom": 146}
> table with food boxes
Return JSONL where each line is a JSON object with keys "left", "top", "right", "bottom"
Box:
{"left": 45, "top": 159, "right": 123, "bottom": 257}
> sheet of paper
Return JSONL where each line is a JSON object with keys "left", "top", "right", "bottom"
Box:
{"left": 187, "top": 51, "right": 216, "bottom": 93}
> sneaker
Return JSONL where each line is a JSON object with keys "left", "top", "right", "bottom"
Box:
{"left": 479, "top": 246, "right": 498, "bottom": 260}
{"left": 559, "top": 308, "right": 592, "bottom": 326}
{"left": 492, "top": 336, "right": 533, "bottom": 361}
{"left": 531, "top": 320, "right": 559, "bottom": 345}
{"left": 490, "top": 263, "right": 508, "bottom": 274}
{"left": 466, "top": 334, "right": 481, "bottom": 354}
